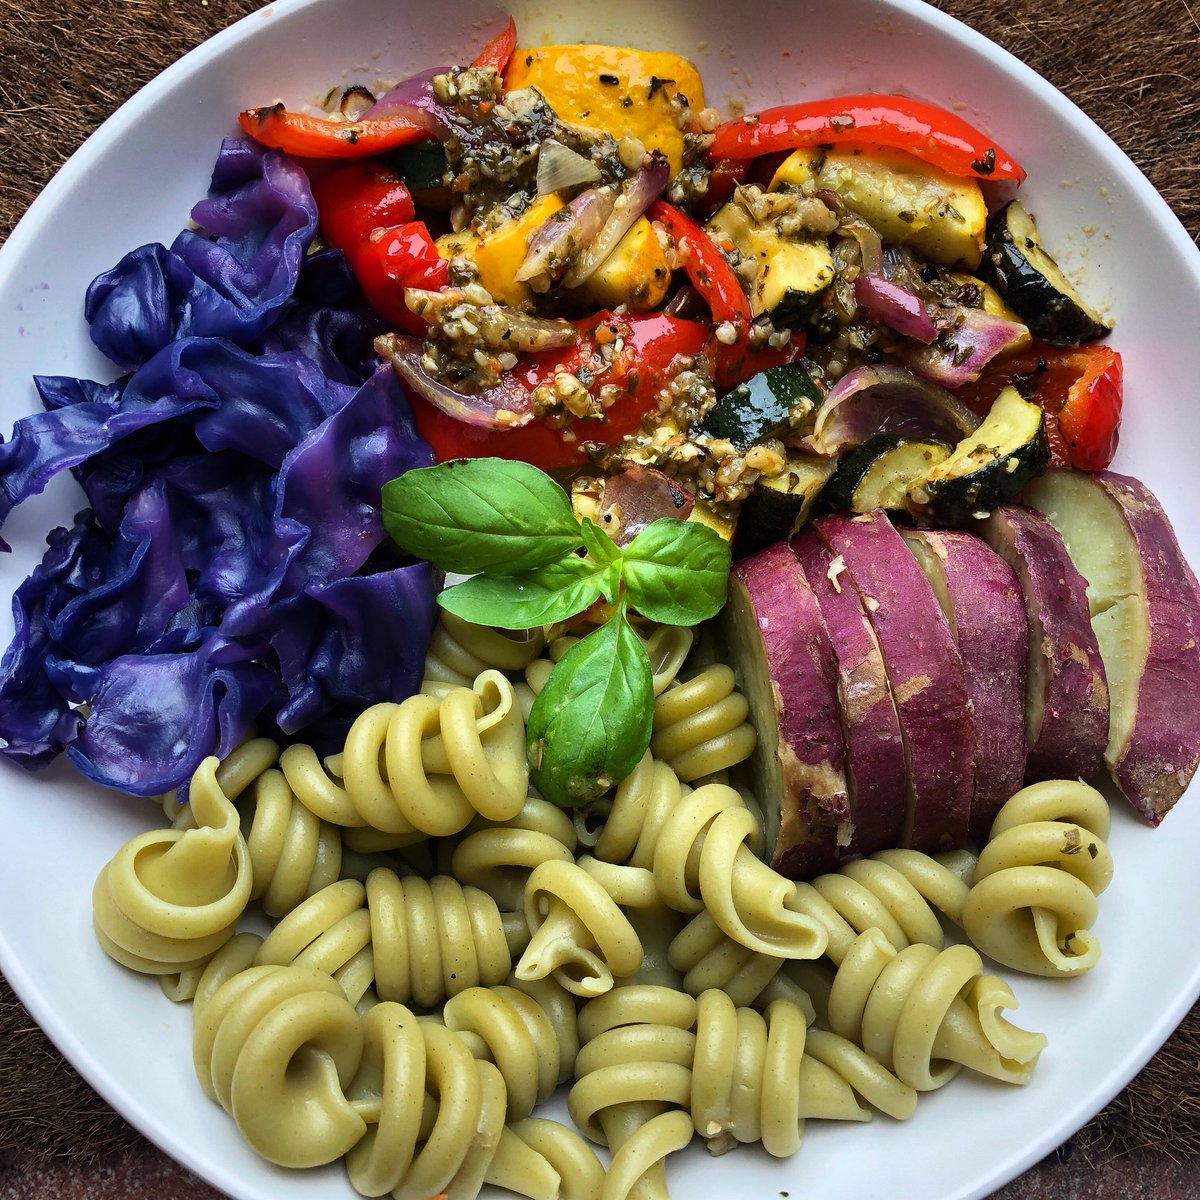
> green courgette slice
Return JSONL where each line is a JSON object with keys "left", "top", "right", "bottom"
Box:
{"left": 910, "top": 386, "right": 1050, "bottom": 524}
{"left": 982, "top": 201, "right": 1111, "bottom": 346}
{"left": 733, "top": 452, "right": 835, "bottom": 557}
{"left": 389, "top": 141, "right": 451, "bottom": 206}
{"left": 824, "top": 435, "right": 952, "bottom": 515}
{"left": 701, "top": 361, "right": 822, "bottom": 450}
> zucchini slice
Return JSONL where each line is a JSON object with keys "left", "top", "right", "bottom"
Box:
{"left": 909, "top": 385, "right": 1049, "bottom": 524}
{"left": 982, "top": 201, "right": 1111, "bottom": 346}
{"left": 707, "top": 202, "right": 835, "bottom": 327}
{"left": 824, "top": 435, "right": 952, "bottom": 515}
{"left": 390, "top": 141, "right": 451, "bottom": 207}
{"left": 771, "top": 149, "right": 988, "bottom": 269}
{"left": 733, "top": 452, "right": 835, "bottom": 557}
{"left": 701, "top": 361, "right": 822, "bottom": 449}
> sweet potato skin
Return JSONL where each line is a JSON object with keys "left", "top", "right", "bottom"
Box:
{"left": 792, "top": 527, "right": 907, "bottom": 856}
{"left": 725, "top": 543, "right": 850, "bottom": 878}
{"left": 902, "top": 530, "right": 1028, "bottom": 841}
{"left": 1028, "top": 470, "right": 1200, "bottom": 824}
{"left": 1100, "top": 474, "right": 1200, "bottom": 821}
{"left": 812, "top": 512, "right": 975, "bottom": 851}
{"left": 977, "top": 505, "right": 1109, "bottom": 782}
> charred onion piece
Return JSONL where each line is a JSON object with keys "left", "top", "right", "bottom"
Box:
{"left": 562, "top": 152, "right": 671, "bottom": 288}
{"left": 375, "top": 333, "right": 534, "bottom": 429}
{"left": 362, "top": 66, "right": 456, "bottom": 139}
{"left": 594, "top": 466, "right": 696, "bottom": 547}
{"left": 854, "top": 274, "right": 938, "bottom": 343}
{"left": 809, "top": 364, "right": 980, "bottom": 456}
{"left": 905, "top": 307, "right": 1030, "bottom": 387}
{"left": 536, "top": 138, "right": 603, "bottom": 195}
{"left": 515, "top": 188, "right": 616, "bottom": 288}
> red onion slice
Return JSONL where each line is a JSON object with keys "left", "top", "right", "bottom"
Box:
{"left": 362, "top": 67, "right": 455, "bottom": 140}
{"left": 855, "top": 274, "right": 938, "bottom": 343}
{"left": 562, "top": 152, "right": 670, "bottom": 288}
{"left": 818, "top": 190, "right": 884, "bottom": 276}
{"left": 597, "top": 466, "right": 696, "bottom": 546}
{"left": 809, "top": 364, "right": 980, "bottom": 456}
{"left": 905, "top": 308, "right": 1030, "bottom": 387}
{"left": 375, "top": 333, "right": 534, "bottom": 429}
{"left": 515, "top": 187, "right": 616, "bottom": 287}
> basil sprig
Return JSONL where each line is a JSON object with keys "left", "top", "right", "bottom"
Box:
{"left": 383, "top": 459, "right": 732, "bottom": 807}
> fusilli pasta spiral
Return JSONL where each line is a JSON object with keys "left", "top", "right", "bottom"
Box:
{"left": 255, "top": 869, "right": 526, "bottom": 1009}
{"left": 423, "top": 610, "right": 547, "bottom": 687}
{"left": 821, "top": 928, "right": 1047, "bottom": 1090}
{"left": 961, "top": 779, "right": 1114, "bottom": 976}
{"left": 279, "top": 668, "right": 528, "bottom": 839}
{"left": 348, "top": 999, "right": 602, "bottom": 1200}
{"left": 193, "top": 964, "right": 367, "bottom": 1168}
{"left": 451, "top": 795, "right": 579, "bottom": 911}
{"left": 788, "top": 848, "right": 973, "bottom": 964}
{"left": 572, "top": 986, "right": 697, "bottom": 1200}
{"left": 587, "top": 753, "right": 827, "bottom": 960}
{"left": 173, "top": 736, "right": 352, "bottom": 918}
{"left": 517, "top": 860, "right": 645, "bottom": 997}
{"left": 93, "top": 756, "right": 253, "bottom": 976}
{"left": 650, "top": 665, "right": 757, "bottom": 782}
{"left": 690, "top": 989, "right": 916, "bottom": 1157}
{"left": 444, "top": 979, "right": 581, "bottom": 1120}
{"left": 666, "top": 910, "right": 816, "bottom": 1015}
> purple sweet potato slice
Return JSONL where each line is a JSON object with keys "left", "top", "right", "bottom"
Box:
{"left": 719, "top": 542, "right": 850, "bottom": 879}
{"left": 812, "top": 511, "right": 975, "bottom": 852}
{"left": 792, "top": 527, "right": 907, "bottom": 857}
{"left": 902, "top": 529, "right": 1028, "bottom": 841}
{"left": 975, "top": 504, "right": 1109, "bottom": 782}
{"left": 1024, "top": 469, "right": 1200, "bottom": 824}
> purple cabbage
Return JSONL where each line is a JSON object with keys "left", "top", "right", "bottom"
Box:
{"left": 266, "top": 564, "right": 438, "bottom": 738}
{"left": 60, "top": 633, "right": 279, "bottom": 797}
{"left": 0, "top": 137, "right": 439, "bottom": 795}
{"left": 85, "top": 138, "right": 319, "bottom": 368}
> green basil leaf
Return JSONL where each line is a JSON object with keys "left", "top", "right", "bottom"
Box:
{"left": 621, "top": 518, "right": 732, "bottom": 625}
{"left": 382, "top": 458, "right": 581, "bottom": 574}
{"left": 437, "top": 557, "right": 605, "bottom": 629}
{"left": 527, "top": 611, "right": 653, "bottom": 807}
{"left": 579, "top": 517, "right": 622, "bottom": 565}
{"left": 600, "top": 559, "right": 624, "bottom": 606}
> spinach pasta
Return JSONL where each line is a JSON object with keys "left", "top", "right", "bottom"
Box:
{"left": 961, "top": 778, "right": 1114, "bottom": 976}
{"left": 89, "top": 623, "right": 1066, "bottom": 1200}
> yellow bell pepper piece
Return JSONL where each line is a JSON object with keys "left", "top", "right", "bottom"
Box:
{"left": 436, "top": 194, "right": 564, "bottom": 308}
{"left": 575, "top": 217, "right": 671, "bottom": 312}
{"left": 505, "top": 45, "right": 704, "bottom": 178}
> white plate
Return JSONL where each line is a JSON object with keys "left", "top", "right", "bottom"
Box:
{"left": 0, "top": 1, "right": 1197, "bottom": 1198}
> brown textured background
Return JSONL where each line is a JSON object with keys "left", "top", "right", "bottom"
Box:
{"left": 1, "top": 1, "right": 1199, "bottom": 1197}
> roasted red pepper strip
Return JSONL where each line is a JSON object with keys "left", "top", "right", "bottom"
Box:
{"left": 411, "top": 313, "right": 709, "bottom": 469}
{"left": 647, "top": 200, "right": 805, "bottom": 388}
{"left": 648, "top": 199, "right": 760, "bottom": 390}
{"left": 311, "top": 163, "right": 416, "bottom": 248}
{"left": 708, "top": 94, "right": 1026, "bottom": 183}
{"left": 238, "top": 104, "right": 430, "bottom": 159}
{"left": 351, "top": 222, "right": 450, "bottom": 336}
{"left": 1057, "top": 348, "right": 1123, "bottom": 471}
{"left": 472, "top": 16, "right": 517, "bottom": 73}
{"left": 958, "top": 343, "right": 1123, "bottom": 470}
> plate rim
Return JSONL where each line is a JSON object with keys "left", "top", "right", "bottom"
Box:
{"left": 0, "top": 2, "right": 1197, "bottom": 1198}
